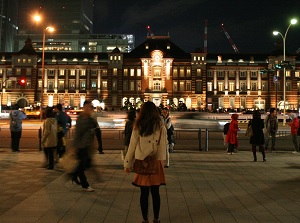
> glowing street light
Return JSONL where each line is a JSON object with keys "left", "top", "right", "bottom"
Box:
{"left": 273, "top": 18, "right": 297, "bottom": 126}
{"left": 33, "top": 15, "right": 55, "bottom": 121}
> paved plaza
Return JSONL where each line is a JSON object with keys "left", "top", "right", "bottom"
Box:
{"left": 0, "top": 148, "right": 300, "bottom": 223}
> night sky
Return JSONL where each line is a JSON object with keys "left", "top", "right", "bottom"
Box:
{"left": 93, "top": 0, "right": 300, "bottom": 54}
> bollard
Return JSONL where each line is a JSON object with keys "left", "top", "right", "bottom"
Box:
{"left": 205, "top": 128, "right": 209, "bottom": 151}
{"left": 38, "top": 127, "right": 42, "bottom": 151}
{"left": 198, "top": 129, "right": 202, "bottom": 151}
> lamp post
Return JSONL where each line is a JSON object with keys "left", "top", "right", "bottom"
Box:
{"left": 39, "top": 26, "right": 54, "bottom": 121}
{"left": 273, "top": 18, "right": 297, "bottom": 126}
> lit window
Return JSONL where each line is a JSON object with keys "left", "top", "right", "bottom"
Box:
{"left": 16, "top": 68, "right": 21, "bottom": 75}
{"left": 207, "top": 82, "right": 212, "bottom": 91}
{"left": 179, "top": 81, "right": 184, "bottom": 91}
{"left": 81, "top": 70, "right": 86, "bottom": 76}
{"left": 218, "top": 82, "right": 224, "bottom": 91}
{"left": 91, "top": 80, "right": 97, "bottom": 90}
{"left": 137, "top": 69, "right": 141, "bottom": 76}
{"left": 130, "top": 69, "right": 134, "bottom": 76}
{"left": 102, "top": 81, "right": 107, "bottom": 90}
{"left": 113, "top": 68, "right": 117, "bottom": 75}
{"left": 173, "top": 81, "right": 178, "bottom": 91}
{"left": 70, "top": 70, "right": 75, "bottom": 76}
{"left": 229, "top": 82, "right": 235, "bottom": 91}
{"left": 48, "top": 80, "right": 54, "bottom": 90}
{"left": 124, "top": 69, "right": 128, "bottom": 76}
{"left": 58, "top": 80, "right": 64, "bottom": 90}
{"left": 153, "top": 81, "right": 161, "bottom": 91}
{"left": 180, "top": 68, "right": 184, "bottom": 77}
{"left": 69, "top": 80, "right": 75, "bottom": 90}
{"left": 186, "top": 69, "right": 191, "bottom": 77}
{"left": 59, "top": 69, "right": 65, "bottom": 76}
{"left": 295, "top": 71, "right": 300, "bottom": 77}
{"left": 262, "top": 81, "right": 268, "bottom": 91}
{"left": 80, "top": 80, "right": 86, "bottom": 90}
{"left": 196, "top": 69, "right": 201, "bottom": 76}
{"left": 173, "top": 68, "right": 178, "bottom": 77}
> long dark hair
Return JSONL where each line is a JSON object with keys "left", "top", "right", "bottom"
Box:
{"left": 253, "top": 110, "right": 261, "bottom": 120}
{"left": 134, "top": 101, "right": 161, "bottom": 136}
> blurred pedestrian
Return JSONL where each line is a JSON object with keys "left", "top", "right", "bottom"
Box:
{"left": 124, "top": 101, "right": 167, "bottom": 223}
{"left": 248, "top": 110, "right": 266, "bottom": 162}
{"left": 42, "top": 108, "right": 58, "bottom": 170}
{"left": 72, "top": 100, "right": 98, "bottom": 192}
{"left": 225, "top": 114, "right": 239, "bottom": 155}
{"left": 9, "top": 104, "right": 26, "bottom": 152}
{"left": 123, "top": 109, "right": 136, "bottom": 160}
{"left": 57, "top": 120, "right": 66, "bottom": 159}
{"left": 161, "top": 107, "right": 175, "bottom": 167}
{"left": 264, "top": 108, "right": 278, "bottom": 152}
{"left": 91, "top": 109, "right": 104, "bottom": 154}
{"left": 288, "top": 113, "right": 299, "bottom": 153}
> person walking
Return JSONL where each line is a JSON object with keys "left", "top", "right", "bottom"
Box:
{"left": 42, "top": 108, "right": 58, "bottom": 169}
{"left": 225, "top": 114, "right": 239, "bottom": 155}
{"left": 91, "top": 109, "right": 104, "bottom": 154}
{"left": 264, "top": 108, "right": 278, "bottom": 152}
{"left": 9, "top": 104, "right": 27, "bottom": 152}
{"left": 123, "top": 109, "right": 136, "bottom": 160}
{"left": 72, "top": 100, "right": 98, "bottom": 192}
{"left": 288, "top": 113, "right": 299, "bottom": 153}
{"left": 124, "top": 101, "right": 167, "bottom": 223}
{"left": 161, "top": 107, "right": 174, "bottom": 167}
{"left": 248, "top": 110, "right": 266, "bottom": 162}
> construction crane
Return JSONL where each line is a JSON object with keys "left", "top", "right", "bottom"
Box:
{"left": 296, "top": 47, "right": 300, "bottom": 54}
{"left": 220, "top": 23, "right": 239, "bottom": 53}
{"left": 147, "top": 25, "right": 154, "bottom": 36}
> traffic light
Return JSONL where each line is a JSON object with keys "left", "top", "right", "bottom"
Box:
{"left": 275, "top": 64, "right": 283, "bottom": 69}
{"left": 18, "top": 77, "right": 26, "bottom": 85}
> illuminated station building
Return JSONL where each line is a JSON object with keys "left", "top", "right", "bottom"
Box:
{"left": 0, "top": 34, "right": 299, "bottom": 112}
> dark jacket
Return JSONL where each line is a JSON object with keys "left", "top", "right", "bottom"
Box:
{"left": 124, "top": 119, "right": 135, "bottom": 146}
{"left": 249, "top": 118, "right": 264, "bottom": 145}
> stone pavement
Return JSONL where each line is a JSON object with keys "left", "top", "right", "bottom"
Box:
{"left": 0, "top": 149, "right": 300, "bottom": 223}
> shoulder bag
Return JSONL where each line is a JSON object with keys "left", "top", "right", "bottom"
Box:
{"left": 133, "top": 128, "right": 162, "bottom": 175}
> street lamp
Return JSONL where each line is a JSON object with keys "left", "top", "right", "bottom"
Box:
{"left": 40, "top": 26, "right": 54, "bottom": 121}
{"left": 33, "top": 14, "right": 55, "bottom": 121}
{"left": 273, "top": 18, "right": 297, "bottom": 126}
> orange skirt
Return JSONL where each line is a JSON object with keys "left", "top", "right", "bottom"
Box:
{"left": 132, "top": 160, "right": 166, "bottom": 187}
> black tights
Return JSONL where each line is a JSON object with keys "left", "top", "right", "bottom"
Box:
{"left": 140, "top": 186, "right": 160, "bottom": 221}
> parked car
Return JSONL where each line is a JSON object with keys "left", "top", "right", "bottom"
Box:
{"left": 24, "top": 107, "right": 41, "bottom": 119}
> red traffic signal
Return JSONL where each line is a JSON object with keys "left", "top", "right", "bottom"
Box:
{"left": 18, "top": 77, "right": 26, "bottom": 85}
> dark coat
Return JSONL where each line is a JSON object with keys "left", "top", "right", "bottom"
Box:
{"left": 249, "top": 118, "right": 264, "bottom": 145}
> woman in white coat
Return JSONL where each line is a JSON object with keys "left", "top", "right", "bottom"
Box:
{"left": 124, "top": 101, "right": 167, "bottom": 223}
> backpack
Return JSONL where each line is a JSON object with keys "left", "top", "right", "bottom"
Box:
{"left": 11, "top": 112, "right": 21, "bottom": 128}
{"left": 223, "top": 122, "right": 230, "bottom": 135}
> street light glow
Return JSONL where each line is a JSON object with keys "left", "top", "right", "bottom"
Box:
{"left": 33, "top": 15, "right": 41, "bottom": 22}
{"left": 291, "top": 19, "right": 297, "bottom": 25}
{"left": 272, "top": 18, "right": 297, "bottom": 126}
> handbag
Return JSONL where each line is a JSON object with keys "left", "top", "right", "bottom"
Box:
{"left": 245, "top": 125, "right": 254, "bottom": 137}
{"left": 133, "top": 128, "right": 162, "bottom": 175}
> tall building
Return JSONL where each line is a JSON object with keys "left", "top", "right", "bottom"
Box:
{"left": 0, "top": 0, "right": 18, "bottom": 52}
{"left": 18, "top": 0, "right": 94, "bottom": 35}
